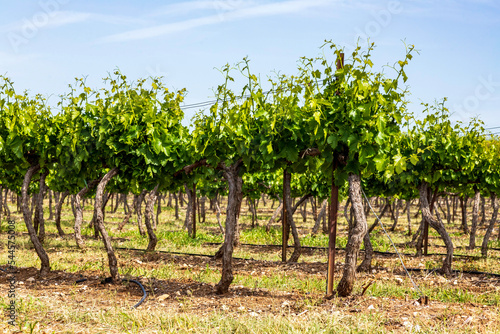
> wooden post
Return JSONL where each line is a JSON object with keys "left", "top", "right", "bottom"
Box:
{"left": 326, "top": 52, "right": 344, "bottom": 296}
{"left": 327, "top": 166, "right": 339, "bottom": 296}
{"left": 282, "top": 169, "right": 290, "bottom": 262}
{"left": 192, "top": 183, "right": 197, "bottom": 239}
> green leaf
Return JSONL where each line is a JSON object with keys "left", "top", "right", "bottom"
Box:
{"left": 409, "top": 154, "right": 419, "bottom": 165}
{"left": 327, "top": 134, "right": 338, "bottom": 149}
{"left": 267, "top": 142, "right": 273, "bottom": 154}
{"left": 313, "top": 111, "right": 321, "bottom": 124}
{"left": 10, "top": 136, "right": 23, "bottom": 159}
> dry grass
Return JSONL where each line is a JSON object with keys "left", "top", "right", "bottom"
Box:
{"left": 1, "top": 196, "right": 500, "bottom": 333}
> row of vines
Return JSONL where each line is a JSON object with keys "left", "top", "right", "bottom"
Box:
{"left": 1, "top": 42, "right": 499, "bottom": 298}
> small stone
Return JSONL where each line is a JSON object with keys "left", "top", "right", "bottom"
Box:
{"left": 437, "top": 276, "right": 447, "bottom": 284}
{"left": 27, "top": 277, "right": 35, "bottom": 282}
{"left": 367, "top": 305, "right": 375, "bottom": 310}
{"left": 249, "top": 311, "right": 259, "bottom": 317}
{"left": 175, "top": 291, "right": 181, "bottom": 296}
{"left": 463, "top": 316, "right": 473, "bottom": 324}
{"left": 394, "top": 277, "right": 403, "bottom": 285}
{"left": 158, "top": 294, "right": 170, "bottom": 301}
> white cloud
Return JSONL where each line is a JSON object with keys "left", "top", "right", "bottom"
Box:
{"left": 150, "top": 0, "right": 256, "bottom": 17}
{"left": 100, "top": 0, "right": 334, "bottom": 43}
{"left": 0, "top": 11, "right": 145, "bottom": 34}
{"left": 0, "top": 51, "right": 39, "bottom": 67}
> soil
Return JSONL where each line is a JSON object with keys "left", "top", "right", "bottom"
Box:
{"left": 1, "top": 249, "right": 499, "bottom": 333}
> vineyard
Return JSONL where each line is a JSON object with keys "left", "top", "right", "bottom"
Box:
{"left": 1, "top": 43, "right": 500, "bottom": 333}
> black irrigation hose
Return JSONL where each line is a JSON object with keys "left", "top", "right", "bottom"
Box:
{"left": 122, "top": 279, "right": 147, "bottom": 308}
{"left": 116, "top": 246, "right": 215, "bottom": 259}
{"left": 426, "top": 242, "right": 500, "bottom": 252}
{"left": 115, "top": 246, "right": 256, "bottom": 261}
{"left": 204, "top": 242, "right": 331, "bottom": 250}
{"left": 206, "top": 242, "right": 500, "bottom": 260}
{"left": 405, "top": 268, "right": 500, "bottom": 278}
{"left": 76, "top": 277, "right": 147, "bottom": 308}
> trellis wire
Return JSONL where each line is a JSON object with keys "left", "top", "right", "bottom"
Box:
{"left": 361, "top": 188, "right": 424, "bottom": 297}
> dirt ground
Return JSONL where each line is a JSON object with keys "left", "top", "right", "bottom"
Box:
{"left": 2, "top": 248, "right": 500, "bottom": 333}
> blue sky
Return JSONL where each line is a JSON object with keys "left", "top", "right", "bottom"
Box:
{"left": 1, "top": 0, "right": 499, "bottom": 129}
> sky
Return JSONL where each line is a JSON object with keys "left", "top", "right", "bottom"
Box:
{"left": 0, "top": 0, "right": 499, "bottom": 130}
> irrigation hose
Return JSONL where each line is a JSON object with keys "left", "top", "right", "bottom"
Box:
{"left": 122, "top": 279, "right": 147, "bottom": 308}
{"left": 76, "top": 277, "right": 147, "bottom": 308}
{"left": 405, "top": 268, "right": 500, "bottom": 278}
{"left": 203, "top": 242, "right": 499, "bottom": 260}
{"left": 115, "top": 246, "right": 254, "bottom": 261}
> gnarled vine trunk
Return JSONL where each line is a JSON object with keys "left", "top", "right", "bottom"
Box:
{"left": 419, "top": 182, "right": 453, "bottom": 275}
{"left": 117, "top": 194, "right": 137, "bottom": 231}
{"left": 4, "top": 189, "right": 11, "bottom": 220}
{"left": 74, "top": 179, "right": 100, "bottom": 248}
{"left": 136, "top": 190, "right": 146, "bottom": 236}
{"left": 155, "top": 193, "right": 162, "bottom": 229}
{"left": 215, "top": 162, "right": 243, "bottom": 295}
{"left": 460, "top": 196, "right": 469, "bottom": 234}
{"left": 311, "top": 199, "right": 328, "bottom": 235}
{"left": 95, "top": 167, "right": 120, "bottom": 283}
{"left": 283, "top": 170, "right": 302, "bottom": 263}
{"left": 55, "top": 190, "right": 69, "bottom": 236}
{"left": 336, "top": 173, "right": 367, "bottom": 297}
{"left": 48, "top": 190, "right": 54, "bottom": 220}
{"left": 357, "top": 201, "right": 390, "bottom": 272}
{"left": 406, "top": 200, "right": 412, "bottom": 235}
{"left": 481, "top": 194, "right": 498, "bottom": 257}
{"left": 144, "top": 185, "right": 159, "bottom": 251}
{"left": 389, "top": 199, "right": 400, "bottom": 231}
{"left": 184, "top": 184, "right": 195, "bottom": 236}
{"left": 35, "top": 172, "right": 48, "bottom": 244}
{"left": 22, "top": 164, "right": 50, "bottom": 276}
{"left": 266, "top": 198, "right": 282, "bottom": 232}
{"left": 480, "top": 196, "right": 486, "bottom": 226}
{"left": 200, "top": 195, "right": 206, "bottom": 223}
{"left": 468, "top": 189, "right": 480, "bottom": 249}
